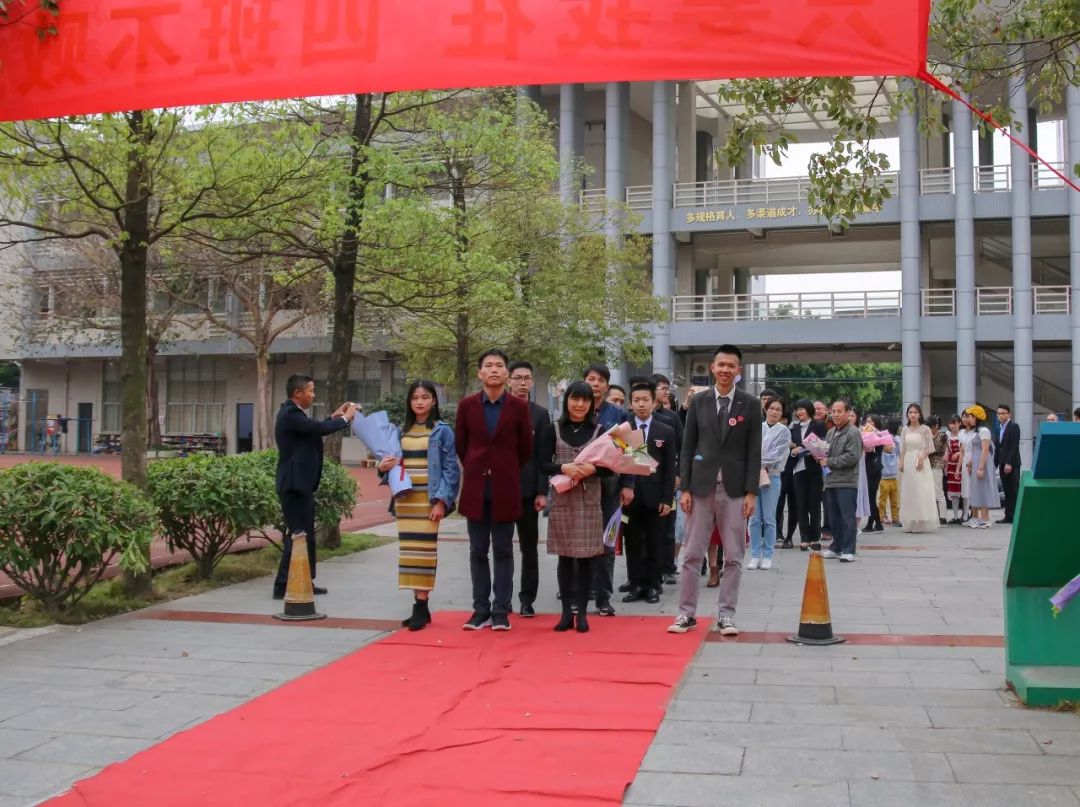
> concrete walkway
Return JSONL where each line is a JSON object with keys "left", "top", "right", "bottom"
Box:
{"left": 1, "top": 513, "right": 1078, "bottom": 806}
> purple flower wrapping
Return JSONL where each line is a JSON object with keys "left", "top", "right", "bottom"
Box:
{"left": 1050, "top": 573, "right": 1080, "bottom": 615}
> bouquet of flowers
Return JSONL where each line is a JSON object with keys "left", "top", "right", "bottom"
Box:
{"left": 861, "top": 429, "right": 893, "bottom": 448}
{"left": 801, "top": 432, "right": 831, "bottom": 462}
{"left": 351, "top": 410, "right": 412, "bottom": 498}
{"left": 1050, "top": 572, "right": 1080, "bottom": 616}
{"left": 550, "top": 422, "right": 658, "bottom": 494}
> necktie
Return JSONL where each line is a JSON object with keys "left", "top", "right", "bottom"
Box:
{"left": 639, "top": 421, "right": 647, "bottom": 442}
{"left": 717, "top": 396, "right": 730, "bottom": 436}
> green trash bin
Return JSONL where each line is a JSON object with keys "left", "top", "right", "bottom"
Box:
{"left": 1003, "top": 422, "right": 1080, "bottom": 707}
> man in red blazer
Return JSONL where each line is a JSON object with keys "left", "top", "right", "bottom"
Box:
{"left": 455, "top": 348, "right": 533, "bottom": 631}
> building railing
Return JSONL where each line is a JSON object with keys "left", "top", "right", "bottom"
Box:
{"left": 671, "top": 291, "right": 901, "bottom": 322}
{"left": 1032, "top": 161, "right": 1067, "bottom": 190}
{"left": 977, "top": 286, "right": 1012, "bottom": 315}
{"left": 920, "top": 167, "right": 955, "bottom": 194}
{"left": 921, "top": 288, "right": 956, "bottom": 316}
{"left": 1033, "top": 285, "right": 1071, "bottom": 313}
{"left": 625, "top": 185, "right": 653, "bottom": 211}
{"left": 975, "top": 164, "right": 1010, "bottom": 192}
{"left": 921, "top": 287, "right": 1070, "bottom": 316}
{"left": 580, "top": 187, "right": 607, "bottom": 213}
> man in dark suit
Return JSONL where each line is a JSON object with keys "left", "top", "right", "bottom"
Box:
{"left": 622, "top": 379, "right": 676, "bottom": 604}
{"left": 787, "top": 397, "right": 828, "bottom": 550}
{"left": 668, "top": 345, "right": 761, "bottom": 636}
{"left": 508, "top": 360, "right": 549, "bottom": 618}
{"left": 993, "top": 403, "right": 1021, "bottom": 523}
{"left": 273, "top": 374, "right": 356, "bottom": 599}
{"left": 651, "top": 373, "right": 684, "bottom": 583}
{"left": 456, "top": 349, "right": 533, "bottom": 631}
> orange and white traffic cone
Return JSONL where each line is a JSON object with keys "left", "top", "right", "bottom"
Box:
{"left": 786, "top": 550, "right": 844, "bottom": 645}
{"left": 273, "top": 532, "right": 326, "bottom": 622}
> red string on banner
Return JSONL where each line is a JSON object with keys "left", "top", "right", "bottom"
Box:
{"left": 918, "top": 70, "right": 1080, "bottom": 194}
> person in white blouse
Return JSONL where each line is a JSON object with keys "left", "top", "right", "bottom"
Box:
{"left": 747, "top": 398, "right": 790, "bottom": 570}
{"left": 898, "top": 403, "right": 939, "bottom": 533}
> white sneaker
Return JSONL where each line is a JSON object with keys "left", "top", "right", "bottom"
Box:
{"left": 747, "top": 557, "right": 760, "bottom": 570}
{"left": 667, "top": 615, "right": 697, "bottom": 634}
{"left": 839, "top": 553, "right": 856, "bottom": 562}
{"left": 966, "top": 519, "right": 983, "bottom": 529}
{"left": 760, "top": 558, "right": 772, "bottom": 570}
{"left": 716, "top": 616, "right": 739, "bottom": 636}
{"left": 820, "top": 549, "right": 838, "bottom": 559}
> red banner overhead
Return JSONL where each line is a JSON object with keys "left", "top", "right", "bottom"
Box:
{"left": 0, "top": 0, "right": 931, "bottom": 122}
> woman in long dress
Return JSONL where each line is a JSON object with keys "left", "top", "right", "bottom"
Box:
{"left": 898, "top": 403, "right": 938, "bottom": 533}
{"left": 958, "top": 415, "right": 977, "bottom": 522}
{"left": 962, "top": 405, "right": 996, "bottom": 529}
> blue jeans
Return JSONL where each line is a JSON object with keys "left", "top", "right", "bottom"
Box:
{"left": 748, "top": 473, "right": 781, "bottom": 560}
{"left": 467, "top": 500, "right": 515, "bottom": 616}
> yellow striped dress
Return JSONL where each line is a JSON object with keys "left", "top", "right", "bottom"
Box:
{"left": 397, "top": 424, "right": 439, "bottom": 591}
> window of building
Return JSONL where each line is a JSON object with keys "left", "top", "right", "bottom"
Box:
{"left": 102, "top": 361, "right": 121, "bottom": 433}
{"left": 310, "top": 356, "right": 385, "bottom": 419}
{"left": 165, "top": 357, "right": 226, "bottom": 434}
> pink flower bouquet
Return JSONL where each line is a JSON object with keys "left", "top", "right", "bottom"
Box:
{"left": 861, "top": 429, "right": 893, "bottom": 448}
{"left": 550, "top": 422, "right": 658, "bottom": 493}
{"left": 801, "top": 432, "right": 831, "bottom": 462}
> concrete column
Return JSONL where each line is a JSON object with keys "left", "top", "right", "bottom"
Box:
{"left": 1068, "top": 73, "right": 1080, "bottom": 413}
{"left": 899, "top": 79, "right": 922, "bottom": 407}
{"left": 605, "top": 82, "right": 629, "bottom": 386}
{"left": 953, "top": 95, "right": 977, "bottom": 409}
{"left": 559, "top": 84, "right": 584, "bottom": 205}
{"left": 1009, "top": 56, "right": 1034, "bottom": 463}
{"left": 676, "top": 81, "right": 697, "bottom": 184}
{"left": 651, "top": 81, "right": 676, "bottom": 379}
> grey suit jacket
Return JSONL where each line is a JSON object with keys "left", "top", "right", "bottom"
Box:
{"left": 679, "top": 387, "right": 763, "bottom": 499}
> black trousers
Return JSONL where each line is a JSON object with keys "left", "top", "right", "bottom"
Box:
{"left": 515, "top": 499, "right": 540, "bottom": 606}
{"left": 776, "top": 469, "right": 797, "bottom": 541}
{"left": 467, "top": 500, "right": 515, "bottom": 617}
{"left": 791, "top": 470, "right": 823, "bottom": 544}
{"left": 557, "top": 555, "right": 595, "bottom": 613}
{"left": 624, "top": 501, "right": 664, "bottom": 591}
{"left": 1001, "top": 465, "right": 1020, "bottom": 520}
{"left": 866, "top": 467, "right": 883, "bottom": 529}
{"left": 274, "top": 491, "right": 317, "bottom": 595}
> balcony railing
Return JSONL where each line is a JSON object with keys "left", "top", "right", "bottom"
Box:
{"left": 977, "top": 286, "right": 1013, "bottom": 315}
{"left": 1032, "top": 161, "right": 1068, "bottom": 190}
{"left": 1033, "top": 285, "right": 1071, "bottom": 313}
{"left": 921, "top": 288, "right": 956, "bottom": 316}
{"left": 920, "top": 286, "right": 1070, "bottom": 316}
{"left": 920, "top": 167, "right": 955, "bottom": 194}
{"left": 975, "top": 164, "right": 1010, "bottom": 192}
{"left": 625, "top": 185, "right": 653, "bottom": 211}
{"left": 671, "top": 291, "right": 901, "bottom": 322}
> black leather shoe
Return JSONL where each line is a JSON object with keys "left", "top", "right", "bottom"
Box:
{"left": 313, "top": 585, "right": 328, "bottom": 595}
{"left": 645, "top": 589, "right": 660, "bottom": 604}
{"left": 663, "top": 573, "right": 677, "bottom": 586}
{"left": 596, "top": 600, "right": 616, "bottom": 616}
{"left": 520, "top": 603, "right": 536, "bottom": 618}
{"left": 622, "top": 589, "right": 645, "bottom": 603}
{"left": 617, "top": 582, "right": 633, "bottom": 593}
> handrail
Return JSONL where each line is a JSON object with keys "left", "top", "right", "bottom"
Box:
{"left": 976, "top": 286, "right": 1012, "bottom": 315}
{"left": 975, "top": 164, "right": 1010, "bottom": 192}
{"left": 671, "top": 291, "right": 901, "bottom": 322}
{"left": 1033, "top": 285, "right": 1070, "bottom": 314}
{"left": 920, "top": 167, "right": 954, "bottom": 195}
{"left": 624, "top": 185, "right": 653, "bottom": 211}
{"left": 579, "top": 187, "right": 606, "bottom": 212}
{"left": 1032, "top": 161, "right": 1067, "bottom": 190}
{"left": 921, "top": 288, "right": 956, "bottom": 317}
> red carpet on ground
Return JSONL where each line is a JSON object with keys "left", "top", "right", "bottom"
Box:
{"left": 47, "top": 613, "right": 704, "bottom": 807}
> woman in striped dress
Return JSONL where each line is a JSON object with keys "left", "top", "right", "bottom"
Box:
{"left": 377, "top": 380, "right": 459, "bottom": 631}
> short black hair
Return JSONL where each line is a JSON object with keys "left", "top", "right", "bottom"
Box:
{"left": 559, "top": 381, "right": 598, "bottom": 427}
{"left": 926, "top": 414, "right": 940, "bottom": 429}
{"left": 630, "top": 380, "right": 656, "bottom": 399}
{"left": 477, "top": 348, "right": 509, "bottom": 369}
{"left": 508, "top": 360, "right": 533, "bottom": 375}
{"left": 583, "top": 363, "right": 611, "bottom": 382}
{"left": 712, "top": 344, "right": 743, "bottom": 363}
{"left": 607, "top": 383, "right": 626, "bottom": 396}
{"left": 997, "top": 403, "right": 1012, "bottom": 413}
{"left": 832, "top": 397, "right": 852, "bottom": 412}
{"left": 1073, "top": 406, "right": 1080, "bottom": 421}
{"left": 760, "top": 387, "right": 779, "bottom": 399}
{"left": 793, "top": 397, "right": 814, "bottom": 416}
{"left": 651, "top": 373, "right": 671, "bottom": 386}
{"left": 286, "top": 374, "right": 313, "bottom": 398}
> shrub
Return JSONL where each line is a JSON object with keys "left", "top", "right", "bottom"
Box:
{"left": 0, "top": 463, "right": 155, "bottom": 618}
{"left": 245, "top": 449, "right": 358, "bottom": 539}
{"left": 147, "top": 453, "right": 279, "bottom": 579}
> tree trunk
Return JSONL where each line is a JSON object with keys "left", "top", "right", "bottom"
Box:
{"left": 323, "top": 94, "right": 373, "bottom": 550}
{"left": 455, "top": 311, "right": 470, "bottom": 398}
{"left": 254, "top": 347, "right": 273, "bottom": 451}
{"left": 146, "top": 338, "right": 161, "bottom": 448}
{"left": 119, "top": 110, "right": 153, "bottom": 597}
{"left": 451, "top": 170, "right": 471, "bottom": 399}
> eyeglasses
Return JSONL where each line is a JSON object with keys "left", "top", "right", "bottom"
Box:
{"left": 509, "top": 376, "right": 532, "bottom": 383}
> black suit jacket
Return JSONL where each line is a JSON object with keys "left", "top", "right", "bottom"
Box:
{"left": 274, "top": 401, "right": 349, "bottom": 495}
{"left": 993, "top": 420, "right": 1021, "bottom": 469}
{"left": 628, "top": 418, "right": 676, "bottom": 509}
{"left": 519, "top": 401, "right": 551, "bottom": 499}
{"left": 680, "top": 387, "right": 762, "bottom": 499}
{"left": 786, "top": 418, "right": 828, "bottom": 478}
{"left": 653, "top": 406, "right": 683, "bottom": 466}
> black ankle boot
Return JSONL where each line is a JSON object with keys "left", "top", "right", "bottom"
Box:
{"left": 406, "top": 599, "right": 431, "bottom": 631}
{"left": 575, "top": 607, "right": 590, "bottom": 633}
{"left": 554, "top": 608, "right": 574, "bottom": 632}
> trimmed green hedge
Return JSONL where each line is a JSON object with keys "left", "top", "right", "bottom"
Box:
{"left": 245, "top": 449, "right": 358, "bottom": 540}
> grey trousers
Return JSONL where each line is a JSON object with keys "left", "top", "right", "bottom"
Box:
{"left": 678, "top": 478, "right": 748, "bottom": 620}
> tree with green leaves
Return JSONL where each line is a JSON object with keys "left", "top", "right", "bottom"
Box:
{"left": 716, "top": 0, "right": 1079, "bottom": 224}
{"left": 766, "top": 363, "right": 903, "bottom": 415}
{"left": 0, "top": 0, "right": 58, "bottom": 33}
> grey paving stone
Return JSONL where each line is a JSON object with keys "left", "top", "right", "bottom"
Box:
{"left": 1030, "top": 730, "right": 1080, "bottom": 755}
{"left": 0, "top": 729, "right": 52, "bottom": 759}
{"left": 907, "top": 672, "right": 1006, "bottom": 691}
{"left": 692, "top": 654, "right": 832, "bottom": 672}
{"left": 624, "top": 773, "right": 850, "bottom": 807}
{"left": 682, "top": 668, "right": 759, "bottom": 685}
{"left": 741, "top": 747, "right": 954, "bottom": 783}
{"left": 759, "top": 643, "right": 901, "bottom": 658}
{"left": 640, "top": 743, "right": 744, "bottom": 775}
{"left": 927, "top": 706, "right": 1080, "bottom": 730}
{"left": 0, "top": 665, "right": 129, "bottom": 688}
{"left": 829, "top": 657, "right": 983, "bottom": 674}
{"left": 0, "top": 759, "right": 93, "bottom": 799}
{"left": 837, "top": 687, "right": 1007, "bottom": 709}
{"left": 213, "top": 662, "right": 321, "bottom": 681}
{"left": 677, "top": 683, "right": 835, "bottom": 705}
{"left": 112, "top": 671, "right": 279, "bottom": 697}
{"left": 0, "top": 793, "right": 40, "bottom": 807}
{"left": 756, "top": 670, "right": 912, "bottom": 688}
{"left": 185, "top": 646, "right": 336, "bottom": 666}
{"left": 848, "top": 781, "right": 1080, "bottom": 806}
{"left": 654, "top": 720, "right": 843, "bottom": 750}
{"left": 15, "top": 734, "right": 148, "bottom": 767}
{"left": 841, "top": 726, "right": 1043, "bottom": 755}
{"left": 664, "top": 701, "right": 753, "bottom": 723}
{"left": 948, "top": 753, "right": 1080, "bottom": 785}
{"left": 751, "top": 704, "right": 932, "bottom": 728}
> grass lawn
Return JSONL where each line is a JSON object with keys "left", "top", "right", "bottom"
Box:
{"left": 0, "top": 532, "right": 392, "bottom": 629}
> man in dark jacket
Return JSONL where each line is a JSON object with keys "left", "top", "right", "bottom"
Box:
{"left": 651, "top": 373, "right": 683, "bottom": 583}
{"left": 273, "top": 374, "right": 355, "bottom": 599}
{"left": 993, "top": 404, "right": 1021, "bottom": 523}
{"left": 622, "top": 379, "right": 676, "bottom": 604}
{"left": 508, "top": 360, "right": 549, "bottom": 617}
{"left": 456, "top": 349, "right": 533, "bottom": 631}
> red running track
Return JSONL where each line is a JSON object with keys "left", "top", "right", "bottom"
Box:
{"left": 46, "top": 613, "right": 705, "bottom": 807}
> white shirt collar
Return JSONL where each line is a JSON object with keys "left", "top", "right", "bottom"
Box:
{"left": 713, "top": 386, "right": 735, "bottom": 406}
{"left": 636, "top": 416, "right": 653, "bottom": 429}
